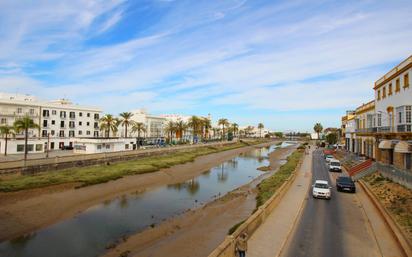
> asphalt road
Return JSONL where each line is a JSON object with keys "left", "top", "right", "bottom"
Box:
{"left": 280, "top": 149, "right": 382, "bottom": 257}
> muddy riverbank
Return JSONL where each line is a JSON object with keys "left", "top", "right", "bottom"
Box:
{"left": 102, "top": 146, "right": 296, "bottom": 257}
{"left": 0, "top": 141, "right": 282, "bottom": 242}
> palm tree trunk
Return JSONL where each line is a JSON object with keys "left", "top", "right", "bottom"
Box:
{"left": 125, "top": 125, "right": 128, "bottom": 138}
{"left": 4, "top": 134, "right": 8, "bottom": 156}
{"left": 24, "top": 128, "right": 28, "bottom": 162}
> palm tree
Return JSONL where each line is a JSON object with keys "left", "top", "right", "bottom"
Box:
{"left": 99, "top": 114, "right": 119, "bottom": 138}
{"left": 0, "top": 125, "right": 15, "bottom": 156}
{"left": 258, "top": 123, "right": 264, "bottom": 138}
{"left": 188, "top": 116, "right": 201, "bottom": 143}
{"left": 164, "top": 121, "right": 176, "bottom": 143}
{"left": 231, "top": 123, "right": 239, "bottom": 137}
{"left": 313, "top": 123, "right": 323, "bottom": 141}
{"left": 202, "top": 117, "right": 212, "bottom": 140}
{"left": 175, "top": 119, "right": 187, "bottom": 142}
{"left": 131, "top": 122, "right": 146, "bottom": 139}
{"left": 119, "top": 112, "right": 135, "bottom": 138}
{"left": 13, "top": 115, "right": 39, "bottom": 162}
{"left": 218, "top": 118, "right": 229, "bottom": 141}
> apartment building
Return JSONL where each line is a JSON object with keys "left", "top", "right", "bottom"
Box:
{"left": 342, "top": 55, "right": 412, "bottom": 172}
{"left": 0, "top": 93, "right": 102, "bottom": 154}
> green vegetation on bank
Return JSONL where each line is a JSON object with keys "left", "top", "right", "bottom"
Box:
{"left": 0, "top": 142, "right": 267, "bottom": 192}
{"left": 228, "top": 219, "right": 246, "bottom": 235}
{"left": 255, "top": 150, "right": 303, "bottom": 208}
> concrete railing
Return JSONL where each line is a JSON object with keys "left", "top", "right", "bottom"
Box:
{"left": 377, "top": 163, "right": 412, "bottom": 190}
{"left": 207, "top": 151, "right": 304, "bottom": 257}
{"left": 0, "top": 141, "right": 242, "bottom": 174}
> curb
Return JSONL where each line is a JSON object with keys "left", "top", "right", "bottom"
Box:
{"left": 359, "top": 180, "right": 412, "bottom": 257}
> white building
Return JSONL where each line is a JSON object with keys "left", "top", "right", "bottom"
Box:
{"left": 118, "top": 109, "right": 166, "bottom": 139}
{"left": 73, "top": 138, "right": 135, "bottom": 154}
{"left": 0, "top": 93, "right": 102, "bottom": 154}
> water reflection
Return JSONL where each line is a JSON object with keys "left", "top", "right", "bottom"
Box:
{"left": 0, "top": 143, "right": 288, "bottom": 257}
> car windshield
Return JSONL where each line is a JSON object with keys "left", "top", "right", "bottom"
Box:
{"left": 315, "top": 183, "right": 329, "bottom": 189}
{"left": 326, "top": 155, "right": 333, "bottom": 158}
{"left": 330, "top": 162, "right": 340, "bottom": 166}
{"left": 338, "top": 177, "right": 353, "bottom": 183}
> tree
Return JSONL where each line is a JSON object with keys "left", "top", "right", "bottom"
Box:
{"left": 202, "top": 117, "right": 212, "bottom": 140}
{"left": 0, "top": 125, "right": 15, "bottom": 156}
{"left": 231, "top": 123, "right": 239, "bottom": 137}
{"left": 326, "top": 132, "right": 338, "bottom": 145}
{"left": 164, "top": 121, "right": 176, "bottom": 143}
{"left": 313, "top": 123, "right": 323, "bottom": 141}
{"left": 274, "top": 132, "right": 283, "bottom": 138}
{"left": 188, "top": 116, "right": 201, "bottom": 143}
{"left": 258, "top": 123, "right": 264, "bottom": 138}
{"left": 99, "top": 114, "right": 119, "bottom": 138}
{"left": 131, "top": 122, "right": 146, "bottom": 139}
{"left": 175, "top": 119, "right": 187, "bottom": 142}
{"left": 13, "top": 115, "right": 39, "bottom": 162}
{"left": 218, "top": 118, "right": 229, "bottom": 141}
{"left": 119, "top": 112, "right": 135, "bottom": 138}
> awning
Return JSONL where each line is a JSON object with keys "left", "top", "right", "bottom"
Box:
{"left": 394, "top": 141, "right": 412, "bottom": 153}
{"left": 378, "top": 140, "right": 394, "bottom": 149}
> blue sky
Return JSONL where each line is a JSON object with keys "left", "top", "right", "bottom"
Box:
{"left": 0, "top": 0, "right": 411, "bottom": 132}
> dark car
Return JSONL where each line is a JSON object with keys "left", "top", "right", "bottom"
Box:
{"left": 336, "top": 176, "right": 356, "bottom": 193}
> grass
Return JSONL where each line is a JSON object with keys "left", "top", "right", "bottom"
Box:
{"left": 0, "top": 141, "right": 262, "bottom": 192}
{"left": 255, "top": 150, "right": 303, "bottom": 208}
{"left": 363, "top": 172, "right": 412, "bottom": 242}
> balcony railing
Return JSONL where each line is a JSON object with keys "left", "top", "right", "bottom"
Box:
{"left": 355, "top": 128, "right": 377, "bottom": 133}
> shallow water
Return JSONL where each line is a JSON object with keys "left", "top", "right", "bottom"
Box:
{"left": 0, "top": 142, "right": 292, "bottom": 257}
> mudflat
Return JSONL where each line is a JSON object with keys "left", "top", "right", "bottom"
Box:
{"left": 0, "top": 141, "right": 282, "bottom": 242}
{"left": 102, "top": 146, "right": 296, "bottom": 257}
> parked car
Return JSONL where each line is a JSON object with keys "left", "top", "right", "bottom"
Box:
{"left": 336, "top": 176, "right": 356, "bottom": 193}
{"left": 329, "top": 160, "right": 342, "bottom": 172}
{"left": 312, "top": 180, "right": 332, "bottom": 199}
{"left": 325, "top": 155, "right": 334, "bottom": 163}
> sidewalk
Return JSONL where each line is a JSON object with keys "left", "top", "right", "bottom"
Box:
{"left": 247, "top": 148, "right": 313, "bottom": 257}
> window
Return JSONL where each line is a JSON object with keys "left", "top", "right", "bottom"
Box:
{"left": 125, "top": 144, "right": 129, "bottom": 150}
{"left": 36, "top": 144, "right": 43, "bottom": 151}
{"left": 398, "top": 111, "right": 402, "bottom": 124}
{"left": 69, "top": 112, "right": 75, "bottom": 119}
{"left": 377, "top": 90, "right": 381, "bottom": 100}
{"left": 87, "top": 113, "right": 91, "bottom": 117}
{"left": 51, "top": 120, "right": 55, "bottom": 125}
{"left": 79, "top": 121, "right": 82, "bottom": 126}
{"left": 43, "top": 109, "right": 49, "bottom": 117}
{"left": 69, "top": 131, "right": 75, "bottom": 137}
{"left": 405, "top": 73, "right": 410, "bottom": 88}
{"left": 17, "top": 108, "right": 22, "bottom": 113}
{"left": 97, "top": 144, "right": 102, "bottom": 150}
{"left": 0, "top": 118, "right": 6, "bottom": 124}
{"left": 94, "top": 122, "right": 98, "bottom": 129}
{"left": 69, "top": 121, "right": 75, "bottom": 128}
{"left": 52, "top": 110, "right": 57, "bottom": 115}
{"left": 60, "top": 121, "right": 65, "bottom": 128}
{"left": 42, "top": 130, "right": 48, "bottom": 137}
{"left": 382, "top": 86, "right": 386, "bottom": 98}
{"left": 377, "top": 113, "right": 382, "bottom": 127}
{"left": 43, "top": 120, "right": 48, "bottom": 128}
{"left": 59, "top": 130, "right": 65, "bottom": 137}
{"left": 94, "top": 113, "right": 99, "bottom": 120}
{"left": 87, "top": 122, "right": 90, "bottom": 126}
{"left": 388, "top": 83, "right": 392, "bottom": 95}
{"left": 79, "top": 112, "right": 83, "bottom": 117}
{"left": 27, "top": 144, "right": 34, "bottom": 152}
{"left": 50, "top": 142, "right": 55, "bottom": 149}
{"left": 60, "top": 111, "right": 66, "bottom": 118}
{"left": 396, "top": 79, "right": 400, "bottom": 92}
{"left": 106, "top": 145, "right": 110, "bottom": 149}
{"left": 17, "top": 145, "right": 24, "bottom": 152}
{"left": 407, "top": 106, "right": 411, "bottom": 123}
{"left": 51, "top": 130, "right": 55, "bottom": 136}
{"left": 78, "top": 130, "right": 83, "bottom": 136}
{"left": 30, "top": 109, "right": 35, "bottom": 115}
{"left": 86, "top": 130, "right": 91, "bottom": 135}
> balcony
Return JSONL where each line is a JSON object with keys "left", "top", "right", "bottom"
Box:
{"left": 69, "top": 115, "right": 76, "bottom": 119}
{"left": 355, "top": 128, "right": 377, "bottom": 133}
{"left": 60, "top": 116, "right": 67, "bottom": 119}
